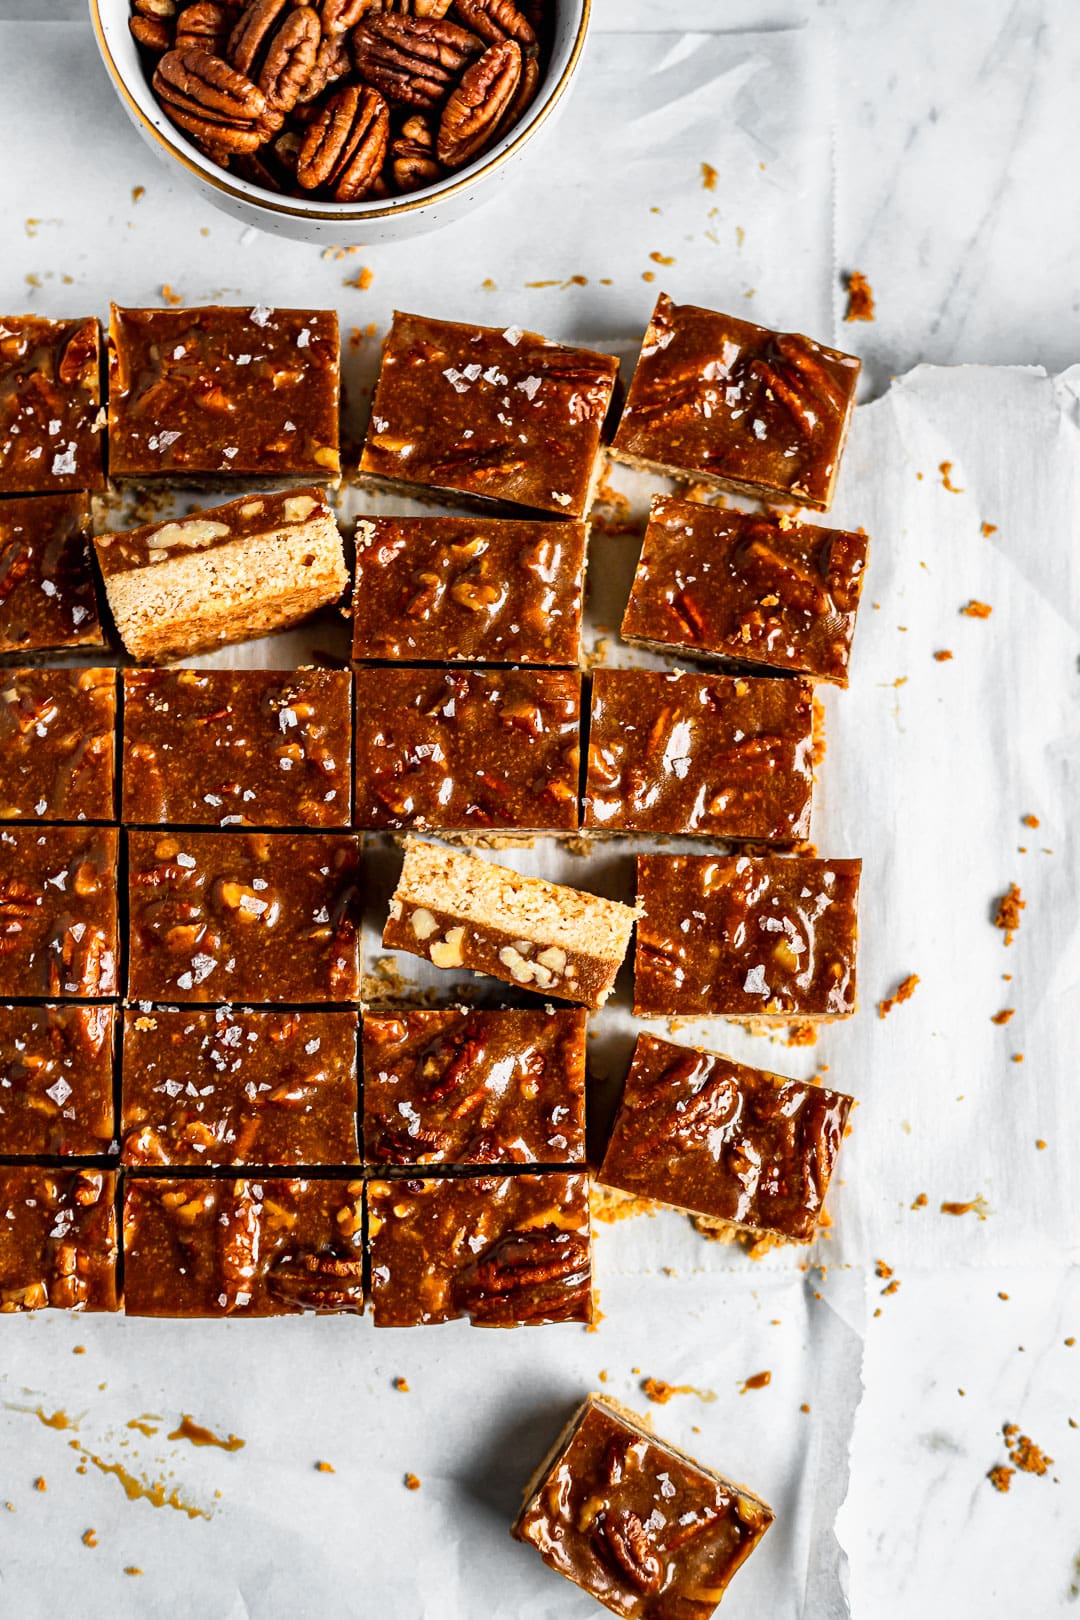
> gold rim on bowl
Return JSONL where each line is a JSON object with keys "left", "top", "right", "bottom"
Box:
{"left": 89, "top": 0, "right": 591, "bottom": 224}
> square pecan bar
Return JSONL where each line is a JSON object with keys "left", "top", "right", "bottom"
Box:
{"left": 0, "top": 827, "right": 119, "bottom": 998}
{"left": 0, "top": 1167, "right": 119, "bottom": 1313}
{"left": 512, "top": 1395, "right": 773, "bottom": 1616}
{"left": 0, "top": 669, "right": 116, "bottom": 823}
{"left": 611, "top": 293, "right": 861, "bottom": 510}
{"left": 0, "top": 317, "right": 104, "bottom": 494}
{"left": 122, "top": 1176, "right": 364, "bottom": 1316}
{"left": 121, "top": 1008, "right": 359, "bottom": 1168}
{"left": 107, "top": 304, "right": 340, "bottom": 485}
{"left": 599, "top": 1033, "right": 852, "bottom": 1240}
{"left": 352, "top": 515, "right": 585, "bottom": 666}
{"left": 126, "top": 830, "right": 362, "bottom": 1004}
{"left": 95, "top": 487, "right": 347, "bottom": 663}
{"left": 635, "top": 854, "right": 860, "bottom": 1019}
{"left": 622, "top": 496, "right": 870, "bottom": 686}
{"left": 359, "top": 310, "right": 619, "bottom": 517}
{"left": 367, "top": 1170, "right": 592, "bottom": 1327}
{"left": 584, "top": 667, "right": 813, "bottom": 842}
{"left": 0, "top": 494, "right": 105, "bottom": 655}
{"left": 384, "top": 838, "right": 637, "bottom": 1009}
{"left": 123, "top": 668, "right": 351, "bottom": 827}
{"left": 0, "top": 1006, "right": 115, "bottom": 1158}
{"left": 362, "top": 1007, "right": 586, "bottom": 1168}
{"left": 355, "top": 667, "right": 581, "bottom": 832}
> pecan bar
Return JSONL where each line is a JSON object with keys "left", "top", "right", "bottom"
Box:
{"left": 635, "top": 854, "right": 860, "bottom": 1020}
{"left": 0, "top": 493, "right": 105, "bottom": 654}
{"left": 126, "top": 829, "right": 362, "bottom": 1004}
{"left": 122, "top": 1176, "right": 364, "bottom": 1316}
{"left": 0, "top": 1167, "right": 119, "bottom": 1313}
{"left": 383, "top": 838, "right": 637, "bottom": 1009}
{"left": 107, "top": 304, "right": 340, "bottom": 485}
{"left": 584, "top": 667, "right": 813, "bottom": 842}
{"left": 0, "top": 669, "right": 116, "bottom": 823}
{"left": 363, "top": 1007, "right": 586, "bottom": 1168}
{"left": 0, "top": 827, "right": 119, "bottom": 999}
{"left": 611, "top": 293, "right": 861, "bottom": 510}
{"left": 0, "top": 1005, "right": 115, "bottom": 1157}
{"left": 352, "top": 515, "right": 585, "bottom": 666}
{"left": 0, "top": 316, "right": 104, "bottom": 494}
{"left": 123, "top": 667, "right": 351, "bottom": 827}
{"left": 622, "top": 497, "right": 870, "bottom": 686}
{"left": 367, "top": 1170, "right": 592, "bottom": 1326}
{"left": 355, "top": 667, "right": 581, "bottom": 832}
{"left": 512, "top": 1394, "right": 773, "bottom": 1616}
{"left": 359, "top": 310, "right": 619, "bottom": 517}
{"left": 599, "top": 1033, "right": 852, "bottom": 1241}
{"left": 121, "top": 1008, "right": 359, "bottom": 1168}
{"left": 95, "top": 487, "right": 347, "bottom": 664}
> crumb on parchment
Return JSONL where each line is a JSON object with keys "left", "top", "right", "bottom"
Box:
{"left": 640, "top": 1378, "right": 715, "bottom": 1406}
{"left": 994, "top": 884, "right": 1025, "bottom": 945}
{"left": 934, "top": 649, "right": 953, "bottom": 662}
{"left": 991, "top": 1008, "right": 1015, "bottom": 1025}
{"left": 878, "top": 974, "right": 919, "bottom": 1019}
{"left": 404, "top": 1473, "right": 421, "bottom": 1491}
{"left": 962, "top": 599, "right": 992, "bottom": 618}
{"left": 701, "top": 162, "right": 718, "bottom": 190}
{"left": 315, "top": 1461, "right": 334, "bottom": 1473}
{"left": 987, "top": 1464, "right": 1015, "bottom": 1493}
{"left": 844, "top": 271, "right": 875, "bottom": 321}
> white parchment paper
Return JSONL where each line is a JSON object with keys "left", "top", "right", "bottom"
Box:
{"left": 1, "top": 15, "right": 1078, "bottom": 1620}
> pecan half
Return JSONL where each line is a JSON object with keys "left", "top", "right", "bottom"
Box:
{"left": 437, "top": 37, "right": 520, "bottom": 166}
{"left": 351, "top": 14, "right": 482, "bottom": 109}
{"left": 153, "top": 47, "right": 267, "bottom": 153}
{"left": 267, "top": 1250, "right": 364, "bottom": 1310}
{"left": 591, "top": 1509, "right": 663, "bottom": 1595}
{"left": 296, "top": 83, "right": 390, "bottom": 199}
{"left": 319, "top": 0, "right": 369, "bottom": 26}
{"left": 494, "top": 43, "right": 538, "bottom": 138}
{"left": 258, "top": 5, "right": 322, "bottom": 114}
{"left": 452, "top": 1224, "right": 589, "bottom": 1324}
{"left": 175, "top": 1, "right": 234, "bottom": 53}
{"left": 295, "top": 31, "right": 350, "bottom": 100}
{"left": 390, "top": 111, "right": 442, "bottom": 190}
{"left": 130, "top": 15, "right": 174, "bottom": 51}
{"left": 228, "top": 0, "right": 291, "bottom": 75}
{"left": 453, "top": 0, "right": 536, "bottom": 48}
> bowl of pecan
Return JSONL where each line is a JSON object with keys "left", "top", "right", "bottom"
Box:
{"left": 90, "top": 0, "right": 589, "bottom": 243}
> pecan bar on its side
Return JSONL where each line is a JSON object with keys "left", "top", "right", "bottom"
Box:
{"left": 383, "top": 837, "right": 638, "bottom": 1009}
{"left": 95, "top": 487, "right": 347, "bottom": 663}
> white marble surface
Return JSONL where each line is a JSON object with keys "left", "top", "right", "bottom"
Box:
{"left": 1, "top": 5, "right": 1078, "bottom": 1618}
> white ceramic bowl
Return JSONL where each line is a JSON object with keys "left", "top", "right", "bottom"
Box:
{"left": 90, "top": 0, "right": 590, "bottom": 244}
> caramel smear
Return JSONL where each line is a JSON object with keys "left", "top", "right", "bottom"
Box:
{"left": 940, "top": 1196, "right": 991, "bottom": 1220}
{"left": 878, "top": 973, "right": 920, "bottom": 1019}
{"left": 940, "top": 461, "right": 964, "bottom": 493}
{"left": 641, "top": 1378, "right": 716, "bottom": 1406}
{"left": 74, "top": 1446, "right": 209, "bottom": 1521}
{"left": 739, "top": 1371, "right": 772, "bottom": 1393}
{"left": 844, "top": 270, "right": 875, "bottom": 322}
{"left": 168, "top": 1415, "right": 245, "bottom": 1453}
{"left": 126, "top": 1415, "right": 162, "bottom": 1438}
{"left": 701, "top": 162, "right": 718, "bottom": 190}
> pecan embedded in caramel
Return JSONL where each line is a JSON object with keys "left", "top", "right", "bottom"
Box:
{"left": 452, "top": 1224, "right": 590, "bottom": 1324}
{"left": 591, "top": 1509, "right": 663, "bottom": 1595}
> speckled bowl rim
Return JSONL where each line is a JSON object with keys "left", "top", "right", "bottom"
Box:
{"left": 89, "top": 0, "right": 591, "bottom": 224}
